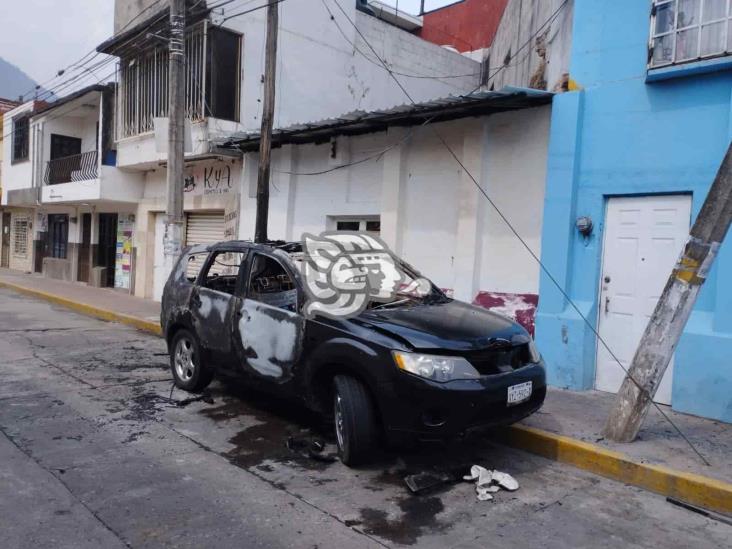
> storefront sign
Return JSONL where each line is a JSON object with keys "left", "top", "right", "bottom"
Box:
{"left": 115, "top": 214, "right": 135, "bottom": 290}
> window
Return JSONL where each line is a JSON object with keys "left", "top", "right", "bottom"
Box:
{"left": 650, "top": 0, "right": 732, "bottom": 67}
{"left": 421, "top": 1, "right": 463, "bottom": 14}
{"left": 12, "top": 217, "right": 29, "bottom": 257}
{"left": 333, "top": 217, "right": 381, "bottom": 235}
{"left": 247, "top": 254, "right": 297, "bottom": 312}
{"left": 200, "top": 251, "right": 246, "bottom": 296}
{"left": 12, "top": 115, "right": 29, "bottom": 163}
{"left": 117, "top": 23, "right": 241, "bottom": 138}
{"left": 186, "top": 252, "right": 210, "bottom": 282}
{"left": 47, "top": 214, "right": 69, "bottom": 259}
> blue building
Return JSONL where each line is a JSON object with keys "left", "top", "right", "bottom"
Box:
{"left": 536, "top": 0, "right": 732, "bottom": 423}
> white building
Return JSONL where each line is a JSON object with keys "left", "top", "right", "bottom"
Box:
{"left": 1, "top": 85, "right": 144, "bottom": 288}
{"left": 225, "top": 88, "right": 552, "bottom": 334}
{"left": 100, "top": 0, "right": 483, "bottom": 300}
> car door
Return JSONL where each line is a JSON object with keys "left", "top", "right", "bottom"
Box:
{"left": 190, "top": 249, "right": 247, "bottom": 367}
{"left": 234, "top": 251, "right": 305, "bottom": 383}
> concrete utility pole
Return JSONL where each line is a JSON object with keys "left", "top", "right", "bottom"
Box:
{"left": 604, "top": 142, "right": 732, "bottom": 442}
{"left": 163, "top": 0, "right": 186, "bottom": 272}
{"left": 254, "top": 0, "right": 279, "bottom": 243}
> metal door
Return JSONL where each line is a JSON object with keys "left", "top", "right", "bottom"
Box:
{"left": 1, "top": 213, "right": 10, "bottom": 268}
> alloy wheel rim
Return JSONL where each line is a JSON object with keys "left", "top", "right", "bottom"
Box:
{"left": 174, "top": 338, "right": 196, "bottom": 382}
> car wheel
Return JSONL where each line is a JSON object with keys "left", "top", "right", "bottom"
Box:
{"left": 170, "top": 329, "right": 213, "bottom": 393}
{"left": 333, "top": 375, "right": 377, "bottom": 466}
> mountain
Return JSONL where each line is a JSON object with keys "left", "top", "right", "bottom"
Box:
{"left": 0, "top": 57, "right": 55, "bottom": 102}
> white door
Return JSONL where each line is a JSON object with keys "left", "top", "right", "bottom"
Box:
{"left": 596, "top": 195, "right": 692, "bottom": 405}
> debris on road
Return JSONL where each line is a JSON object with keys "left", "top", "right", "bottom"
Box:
{"left": 666, "top": 497, "right": 732, "bottom": 526}
{"left": 404, "top": 471, "right": 457, "bottom": 494}
{"left": 463, "top": 465, "right": 519, "bottom": 501}
{"left": 287, "top": 435, "right": 338, "bottom": 463}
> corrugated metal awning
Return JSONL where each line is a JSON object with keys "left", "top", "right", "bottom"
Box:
{"left": 215, "top": 87, "right": 553, "bottom": 153}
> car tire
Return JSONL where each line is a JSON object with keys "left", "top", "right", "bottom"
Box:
{"left": 170, "top": 329, "right": 213, "bottom": 393}
{"left": 333, "top": 375, "right": 377, "bottom": 466}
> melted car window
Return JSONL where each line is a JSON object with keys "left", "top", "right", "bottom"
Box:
{"left": 186, "top": 252, "right": 209, "bottom": 282}
{"left": 201, "top": 251, "right": 246, "bottom": 296}
{"left": 248, "top": 254, "right": 297, "bottom": 311}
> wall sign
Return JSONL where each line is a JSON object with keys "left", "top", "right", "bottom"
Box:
{"left": 182, "top": 162, "right": 237, "bottom": 197}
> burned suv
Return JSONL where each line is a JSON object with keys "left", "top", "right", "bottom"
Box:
{"left": 162, "top": 240, "right": 546, "bottom": 465}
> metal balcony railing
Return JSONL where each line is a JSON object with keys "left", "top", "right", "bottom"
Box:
{"left": 44, "top": 151, "right": 99, "bottom": 185}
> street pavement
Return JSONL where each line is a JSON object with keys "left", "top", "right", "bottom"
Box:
{"left": 0, "top": 288, "right": 728, "bottom": 548}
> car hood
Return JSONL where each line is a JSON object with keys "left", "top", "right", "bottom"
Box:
{"left": 354, "top": 299, "right": 528, "bottom": 352}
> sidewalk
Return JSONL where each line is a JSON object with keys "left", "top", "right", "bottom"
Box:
{"left": 1, "top": 267, "right": 730, "bottom": 513}
{"left": 0, "top": 268, "right": 161, "bottom": 334}
{"left": 523, "top": 387, "right": 732, "bottom": 484}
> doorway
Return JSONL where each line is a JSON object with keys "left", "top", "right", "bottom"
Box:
{"left": 596, "top": 194, "right": 692, "bottom": 405}
{"left": 77, "top": 213, "right": 92, "bottom": 283}
{"left": 98, "top": 213, "right": 118, "bottom": 288}
{"left": 1, "top": 212, "right": 10, "bottom": 268}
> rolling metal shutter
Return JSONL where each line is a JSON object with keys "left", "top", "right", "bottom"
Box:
{"left": 185, "top": 212, "right": 225, "bottom": 247}
{"left": 185, "top": 212, "right": 225, "bottom": 278}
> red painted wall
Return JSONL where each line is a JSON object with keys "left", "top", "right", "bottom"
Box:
{"left": 417, "top": 0, "right": 509, "bottom": 52}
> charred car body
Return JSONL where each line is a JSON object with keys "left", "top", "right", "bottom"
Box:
{"left": 162, "top": 240, "right": 546, "bottom": 465}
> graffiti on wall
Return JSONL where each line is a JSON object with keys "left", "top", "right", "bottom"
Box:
{"left": 182, "top": 162, "right": 234, "bottom": 196}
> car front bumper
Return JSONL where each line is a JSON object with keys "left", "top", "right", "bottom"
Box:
{"left": 376, "top": 362, "right": 546, "bottom": 440}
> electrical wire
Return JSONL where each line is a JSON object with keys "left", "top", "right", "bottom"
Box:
{"left": 17, "top": 0, "right": 167, "bottom": 102}
{"left": 327, "top": 0, "right": 710, "bottom": 466}
{"left": 321, "top": 0, "right": 482, "bottom": 82}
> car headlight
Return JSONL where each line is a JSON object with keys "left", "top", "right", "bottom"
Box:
{"left": 392, "top": 351, "right": 480, "bottom": 382}
{"left": 527, "top": 340, "right": 542, "bottom": 364}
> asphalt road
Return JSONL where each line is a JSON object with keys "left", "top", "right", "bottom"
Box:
{"left": 0, "top": 288, "right": 728, "bottom": 549}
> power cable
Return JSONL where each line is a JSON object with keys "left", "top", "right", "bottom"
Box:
{"left": 18, "top": 0, "right": 167, "bottom": 101}
{"left": 320, "top": 0, "right": 481, "bottom": 82}
{"left": 327, "top": 0, "right": 710, "bottom": 466}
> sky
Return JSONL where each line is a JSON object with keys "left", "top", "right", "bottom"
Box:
{"left": 0, "top": 0, "right": 456, "bottom": 90}
{"left": 0, "top": 0, "right": 114, "bottom": 86}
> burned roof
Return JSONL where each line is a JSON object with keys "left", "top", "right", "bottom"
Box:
{"left": 216, "top": 87, "right": 553, "bottom": 153}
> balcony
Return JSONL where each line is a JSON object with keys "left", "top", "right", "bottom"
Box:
{"left": 44, "top": 151, "right": 99, "bottom": 185}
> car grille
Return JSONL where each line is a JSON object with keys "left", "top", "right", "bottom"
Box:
{"left": 464, "top": 344, "right": 531, "bottom": 375}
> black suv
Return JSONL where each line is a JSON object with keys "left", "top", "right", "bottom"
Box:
{"left": 162, "top": 241, "right": 546, "bottom": 465}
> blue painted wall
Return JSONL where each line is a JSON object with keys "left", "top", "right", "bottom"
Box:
{"left": 536, "top": 0, "right": 732, "bottom": 422}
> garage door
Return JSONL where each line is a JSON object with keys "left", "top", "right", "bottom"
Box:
{"left": 185, "top": 212, "right": 225, "bottom": 278}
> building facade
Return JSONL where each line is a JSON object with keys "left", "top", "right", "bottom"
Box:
{"left": 536, "top": 0, "right": 732, "bottom": 422}
{"left": 0, "top": 98, "right": 22, "bottom": 270}
{"left": 101, "top": 0, "right": 484, "bottom": 300}
{"left": 1, "top": 86, "right": 145, "bottom": 288}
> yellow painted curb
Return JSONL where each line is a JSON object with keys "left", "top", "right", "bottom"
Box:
{"left": 0, "top": 281, "right": 162, "bottom": 337}
{"left": 500, "top": 424, "right": 732, "bottom": 515}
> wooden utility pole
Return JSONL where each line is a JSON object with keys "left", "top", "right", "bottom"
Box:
{"left": 254, "top": 0, "right": 279, "bottom": 243}
{"left": 163, "top": 0, "right": 186, "bottom": 270}
{"left": 604, "top": 142, "right": 732, "bottom": 442}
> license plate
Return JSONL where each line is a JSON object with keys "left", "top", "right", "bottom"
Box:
{"left": 507, "top": 381, "right": 532, "bottom": 406}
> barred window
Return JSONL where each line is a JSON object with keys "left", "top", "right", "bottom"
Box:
{"left": 117, "top": 23, "right": 241, "bottom": 139}
{"left": 650, "top": 0, "right": 732, "bottom": 67}
{"left": 12, "top": 115, "right": 29, "bottom": 163}
{"left": 13, "top": 217, "right": 29, "bottom": 257}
